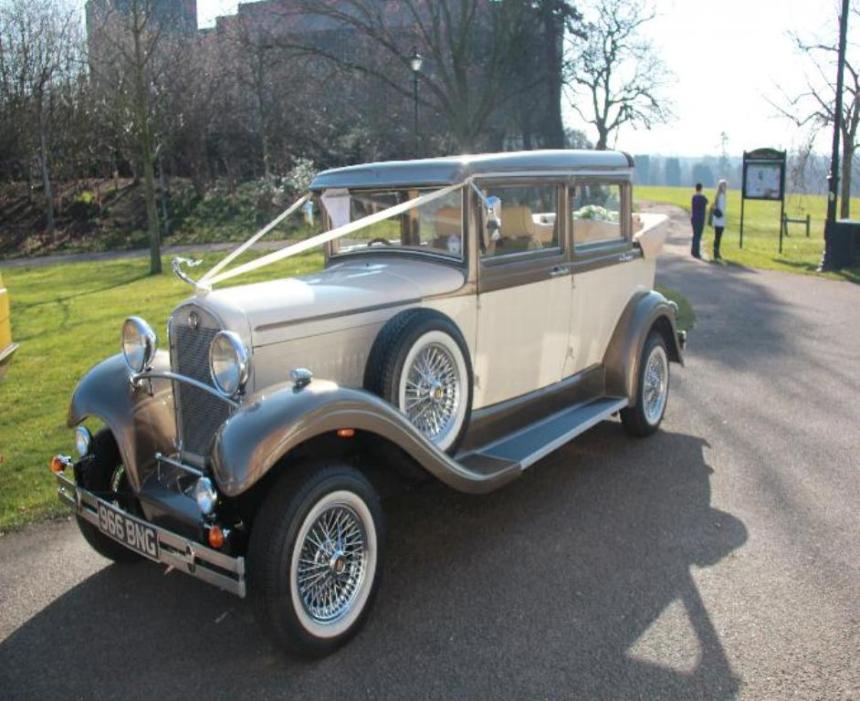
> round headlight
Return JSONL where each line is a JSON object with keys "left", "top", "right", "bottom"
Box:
{"left": 121, "top": 316, "right": 157, "bottom": 373}
{"left": 209, "top": 331, "right": 250, "bottom": 397}
{"left": 75, "top": 426, "right": 93, "bottom": 457}
{"left": 193, "top": 476, "right": 218, "bottom": 515}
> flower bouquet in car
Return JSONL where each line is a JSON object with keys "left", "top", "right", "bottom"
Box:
{"left": 573, "top": 204, "right": 619, "bottom": 222}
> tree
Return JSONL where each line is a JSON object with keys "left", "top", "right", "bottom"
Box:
{"left": 0, "top": 0, "right": 80, "bottom": 235}
{"left": 771, "top": 3, "right": 859, "bottom": 218}
{"left": 665, "top": 157, "right": 681, "bottom": 187}
{"left": 275, "top": 0, "right": 576, "bottom": 152}
{"left": 634, "top": 154, "right": 651, "bottom": 185}
{"left": 88, "top": 0, "right": 167, "bottom": 274}
{"left": 564, "top": 0, "right": 672, "bottom": 150}
{"left": 692, "top": 162, "right": 715, "bottom": 188}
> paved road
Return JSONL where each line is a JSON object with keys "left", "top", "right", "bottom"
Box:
{"left": 1, "top": 212, "right": 858, "bottom": 700}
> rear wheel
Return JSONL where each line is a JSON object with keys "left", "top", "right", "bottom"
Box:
{"left": 248, "top": 462, "right": 384, "bottom": 657}
{"left": 75, "top": 429, "right": 142, "bottom": 563}
{"left": 621, "top": 331, "right": 670, "bottom": 437}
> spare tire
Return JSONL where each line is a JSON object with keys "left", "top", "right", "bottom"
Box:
{"left": 365, "top": 309, "right": 472, "bottom": 454}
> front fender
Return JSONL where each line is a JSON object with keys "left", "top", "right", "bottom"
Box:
{"left": 68, "top": 351, "right": 176, "bottom": 490}
{"left": 211, "top": 380, "right": 520, "bottom": 497}
{"left": 603, "top": 290, "right": 684, "bottom": 406}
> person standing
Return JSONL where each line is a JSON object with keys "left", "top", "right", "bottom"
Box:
{"left": 711, "top": 179, "right": 728, "bottom": 260}
{"left": 690, "top": 182, "right": 708, "bottom": 259}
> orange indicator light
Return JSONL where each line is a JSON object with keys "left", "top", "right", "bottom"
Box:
{"left": 50, "top": 456, "right": 68, "bottom": 474}
{"left": 337, "top": 428, "right": 356, "bottom": 438}
{"left": 208, "top": 525, "right": 225, "bottom": 550}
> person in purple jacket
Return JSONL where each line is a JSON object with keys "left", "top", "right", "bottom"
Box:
{"left": 690, "top": 183, "right": 708, "bottom": 259}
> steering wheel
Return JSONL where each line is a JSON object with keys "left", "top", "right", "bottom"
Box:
{"left": 367, "top": 237, "right": 392, "bottom": 247}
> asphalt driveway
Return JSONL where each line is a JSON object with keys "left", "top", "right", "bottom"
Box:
{"left": 1, "top": 213, "right": 858, "bottom": 700}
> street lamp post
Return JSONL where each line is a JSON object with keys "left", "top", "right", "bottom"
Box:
{"left": 410, "top": 49, "right": 423, "bottom": 157}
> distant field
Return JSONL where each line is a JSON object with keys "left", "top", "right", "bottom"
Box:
{"left": 637, "top": 186, "right": 860, "bottom": 284}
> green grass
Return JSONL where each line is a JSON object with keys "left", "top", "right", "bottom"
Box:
{"left": 637, "top": 186, "right": 860, "bottom": 284}
{"left": 656, "top": 285, "right": 695, "bottom": 333}
{"left": 0, "top": 249, "right": 323, "bottom": 532}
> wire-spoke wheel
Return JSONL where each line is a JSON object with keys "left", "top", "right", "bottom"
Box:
{"left": 291, "top": 490, "right": 377, "bottom": 638}
{"left": 249, "top": 462, "right": 384, "bottom": 657}
{"left": 365, "top": 309, "right": 473, "bottom": 454}
{"left": 621, "top": 331, "right": 670, "bottom": 437}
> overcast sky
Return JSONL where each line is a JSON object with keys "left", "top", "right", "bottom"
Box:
{"left": 199, "top": 0, "right": 843, "bottom": 158}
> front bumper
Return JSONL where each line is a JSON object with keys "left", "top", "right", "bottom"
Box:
{"left": 55, "top": 471, "right": 246, "bottom": 598}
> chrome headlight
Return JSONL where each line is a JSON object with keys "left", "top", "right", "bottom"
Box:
{"left": 75, "top": 426, "right": 93, "bottom": 457}
{"left": 121, "top": 316, "right": 157, "bottom": 373}
{"left": 193, "top": 476, "right": 218, "bottom": 515}
{"left": 209, "top": 331, "right": 250, "bottom": 397}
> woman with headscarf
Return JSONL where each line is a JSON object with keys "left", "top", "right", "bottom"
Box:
{"left": 711, "top": 179, "right": 727, "bottom": 260}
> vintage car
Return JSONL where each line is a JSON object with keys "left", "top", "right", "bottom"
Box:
{"left": 51, "top": 150, "right": 683, "bottom": 657}
{"left": 0, "top": 271, "right": 18, "bottom": 378}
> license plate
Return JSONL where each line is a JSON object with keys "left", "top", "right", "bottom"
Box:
{"left": 97, "top": 500, "right": 160, "bottom": 561}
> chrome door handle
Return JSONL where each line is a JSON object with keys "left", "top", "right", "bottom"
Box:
{"left": 618, "top": 252, "right": 635, "bottom": 262}
{"left": 549, "top": 266, "right": 571, "bottom": 277}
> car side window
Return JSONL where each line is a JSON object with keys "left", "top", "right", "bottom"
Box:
{"left": 479, "top": 183, "right": 559, "bottom": 258}
{"left": 570, "top": 182, "right": 626, "bottom": 250}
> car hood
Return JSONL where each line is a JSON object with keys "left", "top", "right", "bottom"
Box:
{"left": 192, "top": 257, "right": 466, "bottom": 348}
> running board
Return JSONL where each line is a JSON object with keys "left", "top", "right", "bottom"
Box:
{"left": 458, "top": 396, "right": 628, "bottom": 473}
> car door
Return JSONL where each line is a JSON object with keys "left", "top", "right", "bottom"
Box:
{"left": 565, "top": 179, "right": 650, "bottom": 376}
{"left": 472, "top": 180, "right": 572, "bottom": 408}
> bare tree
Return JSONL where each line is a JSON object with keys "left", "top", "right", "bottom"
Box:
{"left": 88, "top": 0, "right": 166, "bottom": 274}
{"left": 0, "top": 0, "right": 80, "bottom": 235}
{"left": 771, "top": 4, "right": 859, "bottom": 218}
{"left": 274, "top": 0, "right": 560, "bottom": 152}
{"left": 564, "top": 0, "right": 673, "bottom": 150}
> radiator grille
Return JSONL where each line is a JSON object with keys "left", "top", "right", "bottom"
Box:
{"left": 170, "top": 306, "right": 231, "bottom": 459}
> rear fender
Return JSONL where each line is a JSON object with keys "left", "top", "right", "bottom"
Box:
{"left": 67, "top": 351, "right": 176, "bottom": 490}
{"left": 211, "top": 380, "right": 519, "bottom": 497}
{"left": 603, "top": 290, "right": 684, "bottom": 406}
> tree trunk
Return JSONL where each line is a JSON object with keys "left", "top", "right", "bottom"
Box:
{"left": 840, "top": 141, "right": 852, "bottom": 219}
{"left": 132, "top": 4, "right": 161, "bottom": 275}
{"left": 540, "top": 3, "right": 565, "bottom": 148}
{"left": 595, "top": 127, "right": 608, "bottom": 150}
{"left": 38, "top": 106, "right": 55, "bottom": 236}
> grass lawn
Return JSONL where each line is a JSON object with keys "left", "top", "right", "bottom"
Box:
{"left": 0, "top": 249, "right": 323, "bottom": 532}
{"left": 656, "top": 285, "right": 695, "bottom": 333}
{"left": 637, "top": 186, "right": 860, "bottom": 284}
{"left": 0, "top": 248, "right": 696, "bottom": 532}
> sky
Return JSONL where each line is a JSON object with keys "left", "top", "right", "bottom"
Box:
{"left": 198, "top": 0, "right": 841, "bottom": 158}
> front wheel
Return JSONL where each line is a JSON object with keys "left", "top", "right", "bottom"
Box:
{"left": 248, "top": 462, "right": 384, "bottom": 657}
{"left": 75, "top": 429, "right": 143, "bottom": 563}
{"left": 620, "top": 331, "right": 670, "bottom": 437}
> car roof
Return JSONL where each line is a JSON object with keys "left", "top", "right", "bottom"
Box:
{"left": 310, "top": 149, "right": 633, "bottom": 190}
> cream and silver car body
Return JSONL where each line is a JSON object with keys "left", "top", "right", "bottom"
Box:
{"left": 54, "top": 150, "right": 683, "bottom": 657}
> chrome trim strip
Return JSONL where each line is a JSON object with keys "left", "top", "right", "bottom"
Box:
{"left": 155, "top": 452, "right": 204, "bottom": 478}
{"left": 133, "top": 370, "right": 239, "bottom": 408}
{"left": 56, "top": 471, "right": 246, "bottom": 598}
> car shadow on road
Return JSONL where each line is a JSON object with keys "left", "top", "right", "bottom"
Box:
{"left": 0, "top": 425, "right": 746, "bottom": 700}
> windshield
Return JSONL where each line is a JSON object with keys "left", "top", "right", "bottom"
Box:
{"left": 325, "top": 188, "right": 463, "bottom": 259}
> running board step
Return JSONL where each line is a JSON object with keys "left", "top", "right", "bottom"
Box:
{"left": 460, "top": 396, "right": 628, "bottom": 472}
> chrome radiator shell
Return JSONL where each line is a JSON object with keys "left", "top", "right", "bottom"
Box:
{"left": 169, "top": 305, "right": 232, "bottom": 462}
